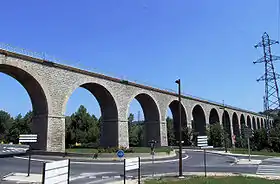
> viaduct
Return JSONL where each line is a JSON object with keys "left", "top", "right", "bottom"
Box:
{"left": 0, "top": 48, "right": 274, "bottom": 152}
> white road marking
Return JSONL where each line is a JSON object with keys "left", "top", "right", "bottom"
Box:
{"left": 257, "top": 165, "right": 280, "bottom": 176}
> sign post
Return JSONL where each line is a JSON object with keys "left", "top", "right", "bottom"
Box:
{"left": 124, "top": 157, "right": 140, "bottom": 184}
{"left": 19, "top": 134, "right": 37, "bottom": 177}
{"left": 197, "top": 136, "right": 213, "bottom": 177}
{"left": 244, "top": 127, "right": 252, "bottom": 161}
{"left": 148, "top": 140, "right": 156, "bottom": 177}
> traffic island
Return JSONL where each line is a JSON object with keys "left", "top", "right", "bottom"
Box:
{"left": 30, "top": 147, "right": 177, "bottom": 161}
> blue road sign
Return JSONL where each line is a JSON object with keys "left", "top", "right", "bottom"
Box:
{"left": 117, "top": 150, "right": 124, "bottom": 158}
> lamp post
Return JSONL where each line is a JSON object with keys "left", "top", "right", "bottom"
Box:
{"left": 175, "top": 79, "right": 183, "bottom": 177}
{"left": 220, "top": 100, "right": 228, "bottom": 153}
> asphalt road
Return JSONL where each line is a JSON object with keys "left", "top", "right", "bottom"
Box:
{"left": 0, "top": 150, "right": 263, "bottom": 184}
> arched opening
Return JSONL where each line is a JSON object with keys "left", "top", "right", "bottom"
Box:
{"left": 252, "top": 117, "right": 256, "bottom": 130}
{"left": 192, "top": 105, "right": 206, "bottom": 136}
{"left": 240, "top": 114, "right": 246, "bottom": 137}
{"left": 264, "top": 119, "right": 267, "bottom": 129}
{"left": 232, "top": 113, "right": 240, "bottom": 138}
{"left": 0, "top": 64, "right": 48, "bottom": 150}
{"left": 167, "top": 100, "right": 188, "bottom": 146}
{"left": 209, "top": 108, "right": 220, "bottom": 125}
{"left": 65, "top": 83, "right": 118, "bottom": 148}
{"left": 127, "top": 98, "right": 145, "bottom": 147}
{"left": 222, "top": 110, "right": 232, "bottom": 146}
{"left": 261, "top": 118, "right": 264, "bottom": 128}
{"left": 257, "top": 118, "right": 260, "bottom": 129}
{"left": 128, "top": 93, "right": 160, "bottom": 146}
{"left": 247, "top": 116, "right": 252, "bottom": 129}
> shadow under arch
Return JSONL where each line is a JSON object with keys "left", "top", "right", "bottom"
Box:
{"left": 240, "top": 114, "right": 246, "bottom": 137}
{"left": 247, "top": 116, "right": 251, "bottom": 129}
{"left": 232, "top": 112, "right": 240, "bottom": 138}
{"left": 0, "top": 64, "right": 49, "bottom": 150}
{"left": 257, "top": 118, "right": 260, "bottom": 129}
{"left": 209, "top": 108, "right": 219, "bottom": 125}
{"left": 64, "top": 82, "right": 119, "bottom": 147}
{"left": 192, "top": 104, "right": 206, "bottom": 136}
{"left": 168, "top": 100, "right": 187, "bottom": 145}
{"left": 128, "top": 93, "right": 161, "bottom": 146}
{"left": 252, "top": 117, "right": 256, "bottom": 130}
{"left": 222, "top": 110, "right": 232, "bottom": 146}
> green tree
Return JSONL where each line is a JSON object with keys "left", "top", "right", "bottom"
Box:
{"left": 182, "top": 126, "right": 192, "bottom": 146}
{"left": 166, "top": 117, "right": 176, "bottom": 146}
{"left": 251, "top": 128, "right": 268, "bottom": 151}
{"left": 208, "top": 123, "right": 223, "bottom": 147}
{"left": 70, "top": 105, "right": 100, "bottom": 144}
{"left": 0, "top": 110, "right": 13, "bottom": 141}
{"left": 7, "top": 113, "right": 31, "bottom": 143}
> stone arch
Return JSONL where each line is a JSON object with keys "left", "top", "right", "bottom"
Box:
{"left": 64, "top": 82, "right": 119, "bottom": 147}
{"left": 252, "top": 117, "right": 256, "bottom": 130}
{"left": 168, "top": 100, "right": 187, "bottom": 144}
{"left": 232, "top": 112, "right": 240, "bottom": 138}
{"left": 209, "top": 108, "right": 220, "bottom": 125}
{"left": 222, "top": 110, "right": 232, "bottom": 145}
{"left": 247, "top": 115, "right": 251, "bottom": 129}
{"left": 261, "top": 118, "right": 264, "bottom": 128}
{"left": 257, "top": 118, "right": 260, "bottom": 129}
{"left": 192, "top": 104, "right": 206, "bottom": 136}
{"left": 240, "top": 114, "right": 246, "bottom": 137}
{"left": 0, "top": 64, "right": 49, "bottom": 150}
{"left": 129, "top": 93, "right": 161, "bottom": 146}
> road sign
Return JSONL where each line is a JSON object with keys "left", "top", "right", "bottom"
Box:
{"left": 244, "top": 127, "right": 252, "bottom": 138}
{"left": 197, "top": 135, "right": 210, "bottom": 177}
{"left": 124, "top": 157, "right": 140, "bottom": 184}
{"left": 197, "top": 136, "right": 208, "bottom": 147}
{"left": 18, "top": 134, "right": 37, "bottom": 177}
{"left": 19, "top": 134, "right": 37, "bottom": 143}
{"left": 117, "top": 150, "right": 124, "bottom": 158}
{"left": 42, "top": 159, "right": 70, "bottom": 184}
{"left": 232, "top": 135, "right": 236, "bottom": 143}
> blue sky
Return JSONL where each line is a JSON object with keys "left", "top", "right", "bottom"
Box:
{"left": 0, "top": 0, "right": 280, "bottom": 120}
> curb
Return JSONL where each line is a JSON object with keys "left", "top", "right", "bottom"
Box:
{"left": 29, "top": 150, "right": 177, "bottom": 161}
{"left": 13, "top": 153, "right": 189, "bottom": 165}
{"left": 25, "top": 150, "right": 179, "bottom": 162}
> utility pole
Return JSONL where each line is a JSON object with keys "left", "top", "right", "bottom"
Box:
{"left": 254, "top": 32, "right": 280, "bottom": 128}
{"left": 175, "top": 79, "right": 183, "bottom": 177}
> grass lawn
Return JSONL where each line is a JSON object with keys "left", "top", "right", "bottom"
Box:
{"left": 230, "top": 148, "right": 280, "bottom": 157}
{"left": 66, "top": 147, "right": 173, "bottom": 154}
{"left": 144, "top": 176, "right": 280, "bottom": 184}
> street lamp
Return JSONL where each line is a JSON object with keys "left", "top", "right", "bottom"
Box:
{"left": 219, "top": 100, "right": 228, "bottom": 153}
{"left": 175, "top": 79, "right": 183, "bottom": 177}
